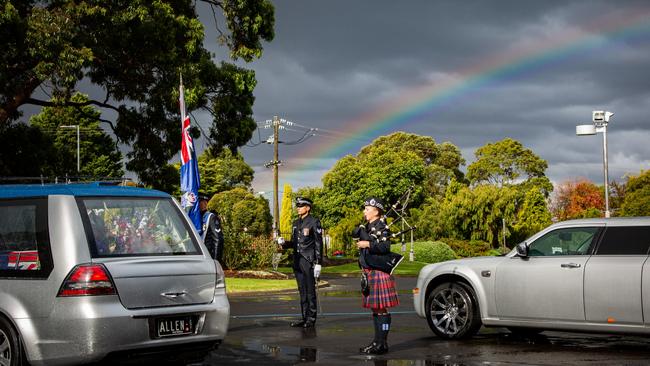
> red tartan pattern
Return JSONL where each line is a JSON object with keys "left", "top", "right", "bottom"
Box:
{"left": 362, "top": 268, "right": 399, "bottom": 309}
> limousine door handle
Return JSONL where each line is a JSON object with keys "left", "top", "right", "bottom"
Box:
{"left": 561, "top": 263, "right": 581, "bottom": 268}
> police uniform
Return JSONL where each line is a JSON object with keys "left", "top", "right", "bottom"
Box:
{"left": 199, "top": 193, "right": 224, "bottom": 264}
{"left": 358, "top": 197, "right": 400, "bottom": 355}
{"left": 281, "top": 197, "right": 323, "bottom": 327}
{"left": 202, "top": 210, "right": 224, "bottom": 263}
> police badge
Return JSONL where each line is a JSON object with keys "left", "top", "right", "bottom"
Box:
{"left": 303, "top": 227, "right": 310, "bottom": 236}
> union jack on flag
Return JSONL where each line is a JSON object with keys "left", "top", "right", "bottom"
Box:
{"left": 179, "top": 76, "right": 202, "bottom": 232}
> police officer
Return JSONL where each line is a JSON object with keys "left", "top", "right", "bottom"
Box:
{"left": 199, "top": 193, "right": 224, "bottom": 264}
{"left": 278, "top": 197, "right": 323, "bottom": 328}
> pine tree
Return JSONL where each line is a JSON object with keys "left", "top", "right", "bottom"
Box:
{"left": 280, "top": 184, "right": 294, "bottom": 239}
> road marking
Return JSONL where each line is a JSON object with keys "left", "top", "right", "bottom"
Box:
{"left": 232, "top": 310, "right": 416, "bottom": 319}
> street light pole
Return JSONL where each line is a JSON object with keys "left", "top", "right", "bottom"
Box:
{"left": 601, "top": 122, "right": 610, "bottom": 218}
{"left": 576, "top": 110, "right": 613, "bottom": 218}
{"left": 60, "top": 125, "right": 80, "bottom": 173}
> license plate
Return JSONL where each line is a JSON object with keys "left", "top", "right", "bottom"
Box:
{"left": 155, "top": 316, "right": 195, "bottom": 338}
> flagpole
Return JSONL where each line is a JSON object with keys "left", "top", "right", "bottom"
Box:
{"left": 179, "top": 73, "right": 202, "bottom": 233}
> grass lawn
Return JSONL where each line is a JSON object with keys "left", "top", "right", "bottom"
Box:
{"left": 225, "top": 277, "right": 296, "bottom": 294}
{"left": 322, "top": 259, "right": 428, "bottom": 276}
{"left": 277, "top": 258, "right": 428, "bottom": 276}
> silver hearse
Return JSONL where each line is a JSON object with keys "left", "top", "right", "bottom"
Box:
{"left": 0, "top": 183, "right": 229, "bottom": 365}
{"left": 414, "top": 217, "right": 650, "bottom": 338}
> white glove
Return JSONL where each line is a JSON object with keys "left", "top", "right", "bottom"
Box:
{"left": 314, "top": 264, "right": 322, "bottom": 279}
{"left": 277, "top": 237, "right": 285, "bottom": 245}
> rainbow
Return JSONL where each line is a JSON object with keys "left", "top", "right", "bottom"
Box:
{"left": 278, "top": 7, "right": 650, "bottom": 185}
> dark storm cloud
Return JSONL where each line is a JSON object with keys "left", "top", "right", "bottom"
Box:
{"left": 195, "top": 0, "right": 650, "bottom": 191}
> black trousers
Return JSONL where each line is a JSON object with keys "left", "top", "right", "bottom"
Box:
{"left": 293, "top": 256, "right": 317, "bottom": 322}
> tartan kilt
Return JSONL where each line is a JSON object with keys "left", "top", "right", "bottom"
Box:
{"left": 362, "top": 268, "right": 399, "bottom": 309}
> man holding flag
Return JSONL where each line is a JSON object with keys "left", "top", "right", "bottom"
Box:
{"left": 179, "top": 75, "right": 202, "bottom": 233}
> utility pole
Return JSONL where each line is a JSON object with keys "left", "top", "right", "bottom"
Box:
{"left": 258, "top": 116, "right": 316, "bottom": 238}
{"left": 272, "top": 115, "right": 280, "bottom": 237}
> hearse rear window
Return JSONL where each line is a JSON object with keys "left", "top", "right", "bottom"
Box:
{"left": 0, "top": 199, "right": 53, "bottom": 278}
{"left": 79, "top": 198, "right": 200, "bottom": 257}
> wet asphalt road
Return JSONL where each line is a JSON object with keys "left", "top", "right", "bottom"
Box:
{"left": 194, "top": 276, "right": 650, "bottom": 365}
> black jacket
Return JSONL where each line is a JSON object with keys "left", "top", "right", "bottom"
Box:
{"left": 202, "top": 211, "right": 224, "bottom": 263}
{"left": 358, "top": 219, "right": 403, "bottom": 274}
{"left": 282, "top": 214, "right": 323, "bottom": 264}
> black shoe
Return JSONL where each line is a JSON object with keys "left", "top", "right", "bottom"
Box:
{"left": 359, "top": 342, "right": 388, "bottom": 355}
{"left": 303, "top": 320, "right": 315, "bottom": 328}
{"left": 290, "top": 320, "right": 306, "bottom": 327}
{"left": 359, "top": 342, "right": 375, "bottom": 353}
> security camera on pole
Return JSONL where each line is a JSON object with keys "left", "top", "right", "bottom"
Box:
{"left": 576, "top": 110, "right": 614, "bottom": 218}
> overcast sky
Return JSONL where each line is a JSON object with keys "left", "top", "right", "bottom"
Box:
{"left": 195, "top": 0, "right": 650, "bottom": 196}
{"left": 118, "top": 1, "right": 636, "bottom": 198}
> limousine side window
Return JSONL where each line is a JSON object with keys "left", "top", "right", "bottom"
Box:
{"left": 528, "top": 227, "right": 599, "bottom": 257}
{"left": 0, "top": 199, "right": 53, "bottom": 278}
{"left": 594, "top": 226, "right": 650, "bottom": 255}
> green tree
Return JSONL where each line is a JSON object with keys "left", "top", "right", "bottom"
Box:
{"left": 513, "top": 187, "right": 552, "bottom": 240}
{"left": 0, "top": 122, "right": 55, "bottom": 177}
{"left": 198, "top": 148, "right": 253, "bottom": 196}
{"left": 467, "top": 138, "right": 549, "bottom": 189}
{"left": 436, "top": 181, "right": 520, "bottom": 247}
{"left": 208, "top": 187, "right": 272, "bottom": 236}
{"left": 0, "top": 0, "right": 274, "bottom": 187}
{"left": 320, "top": 146, "right": 425, "bottom": 228}
{"left": 410, "top": 198, "right": 442, "bottom": 241}
{"left": 621, "top": 170, "right": 650, "bottom": 216}
{"left": 359, "top": 132, "right": 466, "bottom": 198}
{"left": 29, "top": 93, "right": 123, "bottom": 178}
{"left": 279, "top": 183, "right": 293, "bottom": 238}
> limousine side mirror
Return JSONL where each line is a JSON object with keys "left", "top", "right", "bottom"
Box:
{"left": 515, "top": 242, "right": 529, "bottom": 258}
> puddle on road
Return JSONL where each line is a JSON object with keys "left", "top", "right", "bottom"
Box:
{"left": 243, "top": 337, "right": 319, "bottom": 363}
{"left": 241, "top": 334, "right": 470, "bottom": 365}
{"left": 353, "top": 360, "right": 466, "bottom": 366}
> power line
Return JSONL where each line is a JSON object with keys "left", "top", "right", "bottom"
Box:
{"left": 189, "top": 111, "right": 215, "bottom": 146}
{"left": 280, "top": 118, "right": 368, "bottom": 142}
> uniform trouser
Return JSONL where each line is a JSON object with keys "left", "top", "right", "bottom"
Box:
{"left": 294, "top": 256, "right": 317, "bottom": 322}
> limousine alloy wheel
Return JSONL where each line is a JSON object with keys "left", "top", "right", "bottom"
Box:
{"left": 425, "top": 282, "right": 482, "bottom": 339}
{"left": 0, "top": 317, "right": 21, "bottom": 366}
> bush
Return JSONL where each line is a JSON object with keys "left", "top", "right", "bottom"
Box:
{"left": 412, "top": 241, "right": 457, "bottom": 264}
{"left": 484, "top": 248, "right": 505, "bottom": 256}
{"left": 222, "top": 229, "right": 281, "bottom": 270}
{"left": 440, "top": 238, "right": 491, "bottom": 258}
{"left": 328, "top": 208, "right": 364, "bottom": 257}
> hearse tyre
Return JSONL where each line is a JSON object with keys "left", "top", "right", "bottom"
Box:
{"left": 425, "top": 281, "right": 482, "bottom": 339}
{"left": 0, "top": 316, "right": 23, "bottom": 366}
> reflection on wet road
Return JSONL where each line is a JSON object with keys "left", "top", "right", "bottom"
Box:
{"left": 197, "top": 276, "right": 650, "bottom": 366}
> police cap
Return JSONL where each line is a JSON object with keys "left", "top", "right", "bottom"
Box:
{"left": 198, "top": 192, "right": 211, "bottom": 201}
{"left": 363, "top": 197, "right": 385, "bottom": 211}
{"left": 295, "top": 197, "right": 313, "bottom": 207}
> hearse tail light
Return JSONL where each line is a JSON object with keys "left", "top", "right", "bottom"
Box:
{"left": 58, "top": 264, "right": 117, "bottom": 297}
{"left": 215, "top": 260, "right": 226, "bottom": 291}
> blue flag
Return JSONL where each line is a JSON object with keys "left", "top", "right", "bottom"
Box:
{"left": 179, "top": 79, "right": 202, "bottom": 233}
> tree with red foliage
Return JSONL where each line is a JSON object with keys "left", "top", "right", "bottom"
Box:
{"left": 551, "top": 179, "right": 604, "bottom": 221}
